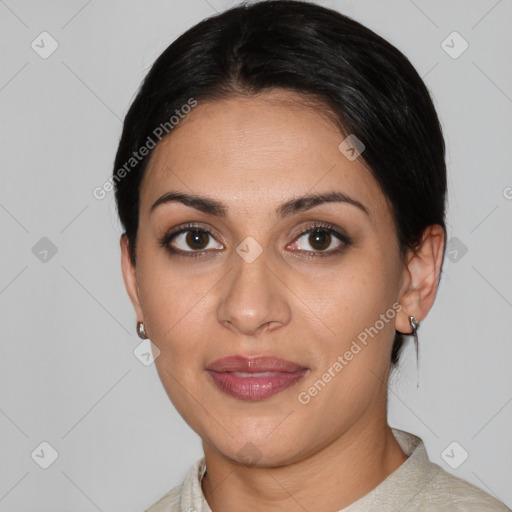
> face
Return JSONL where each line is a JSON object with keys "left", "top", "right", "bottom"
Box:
{"left": 122, "top": 90, "right": 413, "bottom": 466}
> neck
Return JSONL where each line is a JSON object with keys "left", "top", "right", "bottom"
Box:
{"left": 201, "top": 415, "right": 408, "bottom": 512}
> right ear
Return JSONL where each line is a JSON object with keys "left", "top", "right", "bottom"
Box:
{"left": 120, "top": 234, "right": 144, "bottom": 321}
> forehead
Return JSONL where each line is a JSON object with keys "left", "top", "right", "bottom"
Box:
{"left": 140, "top": 91, "right": 390, "bottom": 223}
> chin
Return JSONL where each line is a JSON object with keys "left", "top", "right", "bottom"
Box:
{"left": 202, "top": 425, "right": 310, "bottom": 468}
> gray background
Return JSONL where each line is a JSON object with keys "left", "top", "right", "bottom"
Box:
{"left": 0, "top": 0, "right": 511, "bottom": 510}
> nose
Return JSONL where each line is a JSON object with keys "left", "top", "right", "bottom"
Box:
{"left": 217, "top": 247, "right": 291, "bottom": 336}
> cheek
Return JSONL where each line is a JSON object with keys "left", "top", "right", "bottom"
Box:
{"left": 292, "top": 266, "right": 398, "bottom": 425}
{"left": 139, "top": 270, "right": 212, "bottom": 354}
{"left": 134, "top": 231, "right": 217, "bottom": 336}
{"left": 137, "top": 263, "right": 214, "bottom": 429}
{"left": 300, "top": 254, "right": 400, "bottom": 396}
{"left": 306, "top": 255, "right": 395, "bottom": 335}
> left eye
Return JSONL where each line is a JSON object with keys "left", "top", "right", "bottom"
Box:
{"left": 290, "top": 229, "right": 344, "bottom": 253}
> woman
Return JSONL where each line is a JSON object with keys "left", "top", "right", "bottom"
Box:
{"left": 113, "top": 1, "right": 509, "bottom": 510}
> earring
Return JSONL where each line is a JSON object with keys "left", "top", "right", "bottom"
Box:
{"left": 137, "top": 321, "right": 148, "bottom": 340}
{"left": 409, "top": 316, "right": 420, "bottom": 388}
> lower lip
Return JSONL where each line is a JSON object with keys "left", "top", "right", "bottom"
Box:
{"left": 207, "top": 369, "right": 308, "bottom": 401}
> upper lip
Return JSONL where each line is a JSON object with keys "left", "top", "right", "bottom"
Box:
{"left": 206, "top": 355, "right": 307, "bottom": 373}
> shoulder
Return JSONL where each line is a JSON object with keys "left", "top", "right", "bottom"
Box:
{"left": 144, "top": 483, "right": 181, "bottom": 512}
{"left": 414, "top": 462, "right": 510, "bottom": 511}
{"left": 143, "top": 457, "right": 207, "bottom": 512}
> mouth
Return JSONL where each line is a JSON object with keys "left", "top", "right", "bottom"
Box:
{"left": 206, "top": 355, "right": 309, "bottom": 401}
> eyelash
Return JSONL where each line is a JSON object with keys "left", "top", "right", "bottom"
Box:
{"left": 158, "top": 221, "right": 352, "bottom": 259}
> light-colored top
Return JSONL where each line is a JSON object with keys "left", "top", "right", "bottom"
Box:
{"left": 145, "top": 428, "right": 510, "bottom": 511}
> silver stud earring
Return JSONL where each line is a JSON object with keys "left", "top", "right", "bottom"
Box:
{"left": 409, "top": 316, "right": 420, "bottom": 388}
{"left": 137, "top": 321, "right": 148, "bottom": 340}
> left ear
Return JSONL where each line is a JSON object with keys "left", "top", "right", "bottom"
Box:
{"left": 395, "top": 224, "right": 446, "bottom": 334}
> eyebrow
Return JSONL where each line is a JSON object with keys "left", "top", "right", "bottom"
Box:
{"left": 150, "top": 190, "right": 369, "bottom": 218}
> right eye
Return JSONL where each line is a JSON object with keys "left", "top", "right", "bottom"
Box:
{"left": 159, "top": 225, "right": 224, "bottom": 256}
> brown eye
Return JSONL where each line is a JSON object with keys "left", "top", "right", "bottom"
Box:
{"left": 185, "top": 230, "right": 209, "bottom": 250}
{"left": 308, "top": 230, "right": 332, "bottom": 251}
{"left": 288, "top": 225, "right": 350, "bottom": 256}
{"left": 164, "top": 228, "right": 224, "bottom": 254}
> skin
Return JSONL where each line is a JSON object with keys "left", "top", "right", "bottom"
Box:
{"left": 121, "top": 90, "right": 445, "bottom": 511}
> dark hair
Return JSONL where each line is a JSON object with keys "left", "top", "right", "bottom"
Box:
{"left": 113, "top": 0, "right": 447, "bottom": 367}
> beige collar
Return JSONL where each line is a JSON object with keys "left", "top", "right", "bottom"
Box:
{"left": 176, "top": 428, "right": 439, "bottom": 512}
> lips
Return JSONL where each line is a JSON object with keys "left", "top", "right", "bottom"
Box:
{"left": 206, "top": 355, "right": 308, "bottom": 401}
